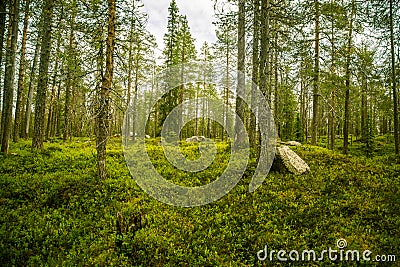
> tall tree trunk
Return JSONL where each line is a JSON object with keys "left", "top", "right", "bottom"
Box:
{"left": 342, "top": 0, "right": 355, "bottom": 154}
{"left": 178, "top": 42, "right": 185, "bottom": 140}
{"left": 360, "top": 49, "right": 367, "bottom": 143}
{"left": 32, "top": 0, "right": 54, "bottom": 151}
{"left": 132, "top": 51, "right": 139, "bottom": 142}
{"left": 63, "top": 0, "right": 76, "bottom": 141}
{"left": 259, "top": 0, "right": 270, "bottom": 102}
{"left": 258, "top": 0, "right": 270, "bottom": 147}
{"left": 0, "top": 0, "right": 7, "bottom": 139}
{"left": 154, "top": 76, "right": 158, "bottom": 138}
{"left": 250, "top": 0, "right": 260, "bottom": 148}
{"left": 96, "top": 0, "right": 116, "bottom": 179}
{"left": 195, "top": 82, "right": 199, "bottom": 136}
{"left": 299, "top": 60, "right": 306, "bottom": 142}
{"left": 51, "top": 79, "right": 61, "bottom": 137}
{"left": 390, "top": 0, "right": 399, "bottom": 155}
{"left": 46, "top": 20, "right": 62, "bottom": 140}
{"left": 234, "top": 0, "right": 246, "bottom": 147}
{"left": 1, "top": 0, "right": 20, "bottom": 154}
{"left": 311, "top": 0, "right": 320, "bottom": 146}
{"left": 223, "top": 23, "right": 230, "bottom": 141}
{"left": 13, "top": 0, "right": 30, "bottom": 143}
{"left": 273, "top": 19, "right": 279, "bottom": 132}
{"left": 329, "top": 4, "right": 335, "bottom": 150}
{"left": 23, "top": 13, "right": 43, "bottom": 139}
{"left": 124, "top": 1, "right": 134, "bottom": 143}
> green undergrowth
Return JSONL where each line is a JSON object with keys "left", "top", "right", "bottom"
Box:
{"left": 0, "top": 137, "right": 399, "bottom": 266}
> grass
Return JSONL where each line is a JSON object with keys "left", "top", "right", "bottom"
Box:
{"left": 0, "top": 136, "right": 399, "bottom": 266}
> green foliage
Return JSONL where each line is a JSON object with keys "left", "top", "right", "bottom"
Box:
{"left": 0, "top": 138, "right": 399, "bottom": 266}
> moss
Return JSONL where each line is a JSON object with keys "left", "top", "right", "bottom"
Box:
{"left": 0, "top": 137, "right": 399, "bottom": 266}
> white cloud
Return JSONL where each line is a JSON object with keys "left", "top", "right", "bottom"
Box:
{"left": 143, "top": 0, "right": 217, "bottom": 58}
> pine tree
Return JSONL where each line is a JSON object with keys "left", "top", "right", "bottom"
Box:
{"left": 0, "top": 1, "right": 7, "bottom": 139}
{"left": 32, "top": 0, "right": 55, "bottom": 150}
{"left": 342, "top": 0, "right": 356, "bottom": 155}
{"left": 234, "top": 0, "right": 246, "bottom": 147}
{"left": 176, "top": 15, "right": 196, "bottom": 138}
{"left": 159, "top": 1, "right": 196, "bottom": 137}
{"left": 213, "top": 11, "right": 236, "bottom": 141}
{"left": 13, "top": 0, "right": 31, "bottom": 143}
{"left": 163, "top": 0, "right": 180, "bottom": 67}
{"left": 96, "top": 0, "right": 116, "bottom": 179}
{"left": 311, "top": 0, "right": 320, "bottom": 146}
{"left": 1, "top": 0, "right": 20, "bottom": 154}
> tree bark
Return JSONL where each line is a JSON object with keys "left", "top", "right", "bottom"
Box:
{"left": 390, "top": 0, "right": 399, "bottom": 155}
{"left": 311, "top": 0, "right": 320, "bottom": 146}
{"left": 23, "top": 13, "right": 43, "bottom": 139}
{"left": 250, "top": 0, "right": 260, "bottom": 148}
{"left": 1, "top": 0, "right": 20, "bottom": 154}
{"left": 46, "top": 17, "right": 62, "bottom": 140}
{"left": 342, "top": 0, "right": 355, "bottom": 155}
{"left": 329, "top": 2, "right": 335, "bottom": 150}
{"left": 32, "top": 0, "right": 54, "bottom": 151}
{"left": 13, "top": 0, "right": 30, "bottom": 143}
{"left": 234, "top": 0, "right": 246, "bottom": 147}
{"left": 63, "top": 1, "right": 76, "bottom": 141}
{"left": 51, "top": 79, "right": 61, "bottom": 137}
{"left": 124, "top": 1, "right": 134, "bottom": 143}
{"left": 223, "top": 23, "right": 230, "bottom": 141}
{"left": 360, "top": 48, "right": 367, "bottom": 143}
{"left": 273, "top": 19, "right": 279, "bottom": 133}
{"left": 132, "top": 48, "right": 139, "bottom": 142}
{"left": 96, "top": 0, "right": 116, "bottom": 179}
{"left": 258, "top": 0, "right": 270, "bottom": 150}
{"left": 0, "top": 0, "right": 7, "bottom": 139}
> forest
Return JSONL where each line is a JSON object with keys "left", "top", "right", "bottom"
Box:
{"left": 0, "top": 0, "right": 399, "bottom": 266}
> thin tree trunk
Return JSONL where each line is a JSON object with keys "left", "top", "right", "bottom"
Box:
{"left": 51, "top": 79, "right": 61, "bottom": 137}
{"left": 234, "top": 0, "right": 246, "bottom": 147}
{"left": 13, "top": 0, "right": 30, "bottom": 143}
{"left": 32, "top": 0, "right": 54, "bottom": 151}
{"left": 63, "top": 1, "right": 76, "bottom": 141}
{"left": 96, "top": 0, "right": 116, "bottom": 179}
{"left": 258, "top": 0, "right": 270, "bottom": 147}
{"left": 0, "top": 0, "right": 7, "bottom": 139}
{"left": 1, "top": 0, "right": 20, "bottom": 154}
{"left": 132, "top": 52, "right": 139, "bottom": 142}
{"left": 223, "top": 23, "right": 230, "bottom": 141}
{"left": 273, "top": 20, "right": 279, "bottom": 131}
{"left": 342, "top": 0, "right": 355, "bottom": 155}
{"left": 311, "top": 0, "right": 320, "bottom": 146}
{"left": 178, "top": 42, "right": 185, "bottom": 140}
{"left": 390, "top": 0, "right": 399, "bottom": 155}
{"left": 125, "top": 1, "right": 134, "bottom": 143}
{"left": 154, "top": 74, "right": 158, "bottom": 138}
{"left": 250, "top": 0, "right": 260, "bottom": 148}
{"left": 360, "top": 49, "right": 367, "bottom": 143}
{"left": 23, "top": 13, "right": 43, "bottom": 139}
{"left": 196, "top": 82, "right": 199, "bottom": 136}
{"left": 46, "top": 23, "right": 62, "bottom": 140}
{"left": 300, "top": 61, "right": 306, "bottom": 142}
{"left": 329, "top": 2, "right": 335, "bottom": 150}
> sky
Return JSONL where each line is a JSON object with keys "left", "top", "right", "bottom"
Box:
{"left": 143, "top": 0, "right": 218, "bottom": 58}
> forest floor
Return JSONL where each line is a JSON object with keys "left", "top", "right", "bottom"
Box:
{"left": 0, "top": 136, "right": 399, "bottom": 266}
